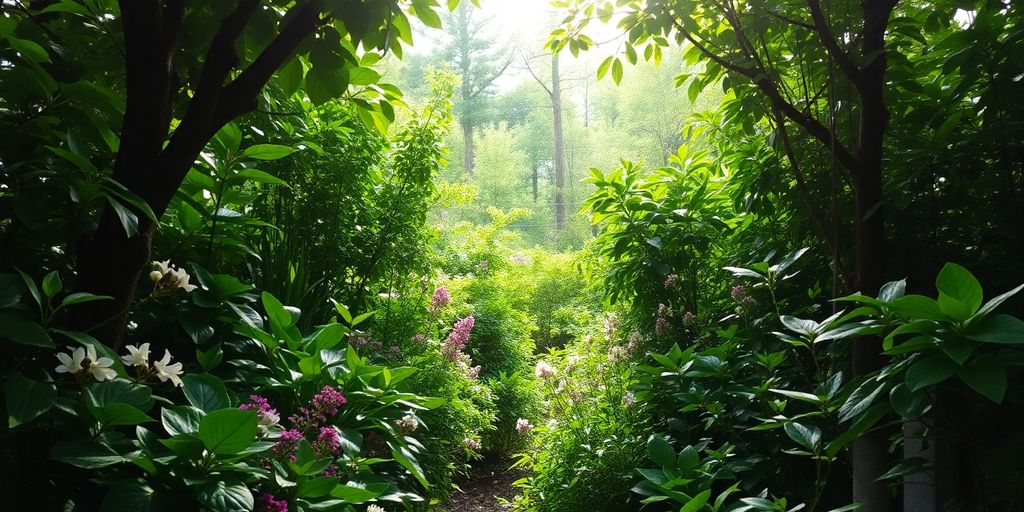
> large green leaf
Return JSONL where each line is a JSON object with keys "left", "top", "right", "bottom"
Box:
{"left": 905, "top": 356, "right": 957, "bottom": 391}
{"left": 101, "top": 479, "right": 155, "bottom": 512}
{"left": 784, "top": 422, "right": 822, "bottom": 451}
{"left": 241, "top": 144, "right": 296, "bottom": 161}
{"left": 162, "top": 405, "right": 204, "bottom": 436}
{"left": 963, "top": 314, "right": 1024, "bottom": 344}
{"left": 0, "top": 312, "right": 53, "bottom": 347}
{"left": 957, "top": 355, "right": 1007, "bottom": 403}
{"left": 647, "top": 435, "right": 676, "bottom": 467}
{"left": 5, "top": 375, "right": 56, "bottom": 427}
{"left": 182, "top": 373, "right": 229, "bottom": 412}
{"left": 196, "top": 481, "right": 253, "bottom": 512}
{"left": 197, "top": 409, "right": 257, "bottom": 455}
{"left": 935, "top": 263, "right": 983, "bottom": 320}
{"left": 51, "top": 440, "right": 126, "bottom": 468}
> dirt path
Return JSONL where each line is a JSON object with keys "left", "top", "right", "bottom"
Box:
{"left": 441, "top": 456, "right": 527, "bottom": 512}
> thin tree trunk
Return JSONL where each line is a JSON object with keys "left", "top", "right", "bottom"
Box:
{"left": 462, "top": 118, "right": 475, "bottom": 176}
{"left": 551, "top": 53, "right": 566, "bottom": 230}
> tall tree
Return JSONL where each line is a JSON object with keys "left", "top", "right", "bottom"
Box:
{"left": 525, "top": 52, "right": 567, "bottom": 230}
{"left": 444, "top": 1, "right": 511, "bottom": 175}
{"left": 555, "top": 0, "right": 900, "bottom": 508}
{"left": 3, "top": 0, "right": 453, "bottom": 346}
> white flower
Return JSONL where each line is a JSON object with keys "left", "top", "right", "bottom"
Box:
{"left": 515, "top": 418, "right": 531, "bottom": 434}
{"left": 167, "top": 267, "right": 197, "bottom": 292}
{"left": 120, "top": 343, "right": 151, "bottom": 367}
{"left": 153, "top": 349, "right": 184, "bottom": 387}
{"left": 55, "top": 347, "right": 86, "bottom": 374}
{"left": 394, "top": 414, "right": 419, "bottom": 432}
{"left": 84, "top": 345, "right": 117, "bottom": 382}
{"left": 534, "top": 360, "right": 557, "bottom": 380}
{"left": 624, "top": 392, "right": 636, "bottom": 407}
{"left": 152, "top": 260, "right": 172, "bottom": 275}
{"left": 464, "top": 437, "right": 481, "bottom": 451}
{"left": 367, "top": 505, "right": 385, "bottom": 512}
{"left": 148, "top": 270, "right": 163, "bottom": 283}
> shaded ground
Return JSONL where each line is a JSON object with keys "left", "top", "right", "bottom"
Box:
{"left": 442, "top": 455, "right": 527, "bottom": 512}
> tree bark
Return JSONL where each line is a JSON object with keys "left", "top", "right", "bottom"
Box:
{"left": 551, "top": 53, "right": 566, "bottom": 230}
{"left": 462, "top": 117, "right": 475, "bottom": 175}
{"left": 72, "top": 0, "right": 323, "bottom": 346}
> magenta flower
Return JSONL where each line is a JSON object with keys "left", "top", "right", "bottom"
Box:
{"left": 447, "top": 316, "right": 475, "bottom": 350}
{"left": 240, "top": 395, "right": 280, "bottom": 428}
{"left": 314, "top": 426, "right": 341, "bottom": 456}
{"left": 258, "top": 493, "right": 289, "bottom": 512}
{"left": 273, "top": 429, "right": 303, "bottom": 460}
{"left": 311, "top": 386, "right": 347, "bottom": 416}
{"left": 429, "top": 286, "right": 451, "bottom": 314}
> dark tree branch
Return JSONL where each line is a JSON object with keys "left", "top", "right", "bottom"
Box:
{"left": 806, "top": 0, "right": 861, "bottom": 85}
{"left": 669, "top": 17, "right": 860, "bottom": 174}
{"left": 216, "top": 0, "right": 324, "bottom": 125}
{"left": 772, "top": 110, "right": 853, "bottom": 289}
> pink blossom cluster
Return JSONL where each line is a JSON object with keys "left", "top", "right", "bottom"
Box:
{"left": 429, "top": 286, "right": 451, "bottom": 314}
{"left": 259, "top": 492, "right": 289, "bottom": 512}
{"left": 442, "top": 316, "right": 475, "bottom": 363}
{"left": 409, "top": 334, "right": 427, "bottom": 343}
{"left": 288, "top": 386, "right": 347, "bottom": 433}
{"left": 313, "top": 426, "right": 341, "bottom": 457}
{"left": 240, "top": 395, "right": 281, "bottom": 429}
{"left": 273, "top": 429, "right": 303, "bottom": 461}
{"left": 663, "top": 273, "right": 679, "bottom": 288}
{"left": 682, "top": 311, "right": 696, "bottom": 327}
{"left": 655, "top": 303, "right": 672, "bottom": 337}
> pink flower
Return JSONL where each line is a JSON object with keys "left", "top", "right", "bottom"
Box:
{"left": 258, "top": 493, "right": 288, "bottom": 512}
{"left": 664, "top": 274, "right": 678, "bottom": 288}
{"left": 273, "top": 429, "right": 303, "bottom": 459}
{"left": 430, "top": 286, "right": 451, "bottom": 314}
{"left": 388, "top": 346, "right": 402, "bottom": 358}
{"left": 314, "top": 426, "right": 341, "bottom": 456}
{"left": 311, "top": 386, "right": 347, "bottom": 416}
{"left": 240, "top": 395, "right": 280, "bottom": 431}
{"left": 682, "top": 311, "right": 696, "bottom": 327}
{"left": 466, "top": 365, "right": 482, "bottom": 379}
{"left": 443, "top": 316, "right": 476, "bottom": 363}
{"left": 535, "top": 361, "right": 557, "bottom": 379}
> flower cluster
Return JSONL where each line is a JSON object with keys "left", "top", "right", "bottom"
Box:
{"left": 478, "top": 260, "right": 489, "bottom": 270}
{"left": 602, "top": 313, "right": 619, "bottom": 341}
{"left": 682, "top": 311, "right": 696, "bottom": 327}
{"left": 442, "top": 316, "right": 475, "bottom": 363}
{"left": 258, "top": 492, "right": 289, "bottom": 512}
{"left": 149, "top": 260, "right": 197, "bottom": 295}
{"left": 240, "top": 395, "right": 281, "bottom": 435}
{"left": 348, "top": 331, "right": 382, "bottom": 352}
{"left": 655, "top": 303, "right": 672, "bottom": 337}
{"left": 466, "top": 365, "right": 481, "bottom": 379}
{"left": 731, "top": 284, "right": 756, "bottom": 314}
{"left": 288, "top": 386, "right": 347, "bottom": 433}
{"left": 534, "top": 360, "right": 557, "bottom": 380}
{"left": 409, "top": 334, "right": 427, "bottom": 343}
{"left": 313, "top": 427, "right": 341, "bottom": 457}
{"left": 624, "top": 392, "right": 636, "bottom": 407}
{"left": 394, "top": 414, "right": 419, "bottom": 433}
{"left": 429, "top": 285, "right": 450, "bottom": 314}
{"left": 510, "top": 253, "right": 530, "bottom": 264}
{"left": 273, "top": 429, "right": 303, "bottom": 461}
{"left": 516, "top": 418, "right": 532, "bottom": 434}
{"left": 663, "top": 273, "right": 679, "bottom": 288}
{"left": 464, "top": 437, "right": 481, "bottom": 451}
{"left": 55, "top": 345, "right": 116, "bottom": 382}
{"left": 367, "top": 505, "right": 385, "bottom": 512}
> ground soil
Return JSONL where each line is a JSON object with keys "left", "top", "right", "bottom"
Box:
{"left": 441, "top": 455, "right": 527, "bottom": 512}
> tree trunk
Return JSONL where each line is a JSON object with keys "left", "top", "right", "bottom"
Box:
{"left": 70, "top": 0, "right": 322, "bottom": 346}
{"left": 850, "top": 1, "right": 897, "bottom": 509}
{"left": 462, "top": 117, "right": 475, "bottom": 176}
{"left": 551, "top": 53, "right": 566, "bottom": 230}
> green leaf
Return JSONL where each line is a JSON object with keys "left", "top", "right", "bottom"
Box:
{"left": 59, "top": 292, "right": 113, "bottom": 308}
{"left": 196, "top": 481, "right": 254, "bottom": 512}
{"left": 769, "top": 388, "right": 821, "bottom": 404}
{"left": 963, "top": 314, "right": 1024, "bottom": 344}
{"left": 182, "top": 373, "right": 230, "bottom": 412}
{"left": 784, "top": 422, "right": 822, "bottom": 451}
{"left": 329, "top": 484, "right": 381, "bottom": 502}
{"left": 232, "top": 168, "right": 287, "bottom": 186}
{"left": 648, "top": 435, "right": 676, "bottom": 467}
{"left": 101, "top": 479, "right": 155, "bottom": 512}
{"left": 888, "top": 295, "right": 946, "bottom": 321}
{"left": 935, "top": 263, "right": 982, "bottom": 320}
{"left": 162, "top": 405, "right": 204, "bottom": 436}
{"left": 889, "top": 383, "right": 925, "bottom": 419}
{"left": 839, "top": 380, "right": 886, "bottom": 423}
{"left": 348, "top": 66, "right": 381, "bottom": 85}
{"left": 389, "top": 441, "right": 429, "bottom": 488}
{"left": 241, "top": 144, "right": 296, "bottom": 160}
{"left": 975, "top": 283, "right": 1024, "bottom": 319}
{"left": 51, "top": 440, "right": 125, "bottom": 468}
{"left": 677, "top": 445, "right": 699, "bottom": 473}
{"left": 95, "top": 403, "right": 154, "bottom": 426}
{"left": 277, "top": 57, "right": 304, "bottom": 97}
{"left": 957, "top": 355, "right": 1007, "bottom": 403}
{"left": 197, "top": 409, "right": 258, "bottom": 455}
{"left": 86, "top": 380, "right": 153, "bottom": 411}
{"left": 611, "top": 58, "right": 623, "bottom": 84}
{"left": 0, "top": 311, "right": 54, "bottom": 347}
{"left": 905, "top": 356, "right": 957, "bottom": 391}
{"left": 262, "top": 291, "right": 294, "bottom": 328}
{"left": 107, "top": 196, "right": 139, "bottom": 237}
{"left": 682, "top": 489, "right": 712, "bottom": 512}
{"left": 42, "top": 271, "right": 62, "bottom": 297}
{"left": 6, "top": 375, "right": 56, "bottom": 427}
